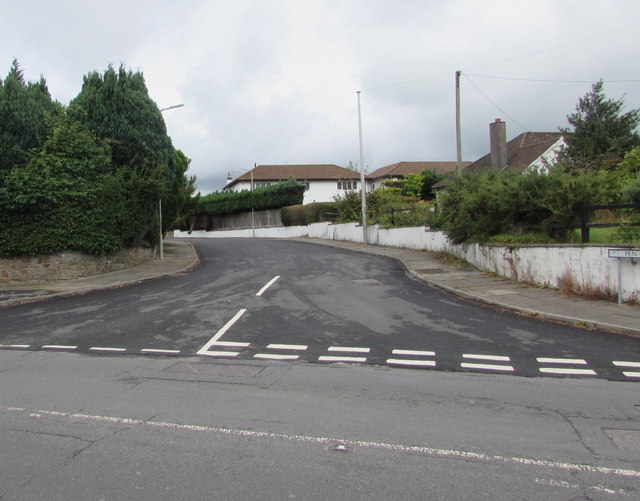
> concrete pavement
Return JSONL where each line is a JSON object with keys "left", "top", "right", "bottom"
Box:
{"left": 1, "top": 236, "right": 639, "bottom": 337}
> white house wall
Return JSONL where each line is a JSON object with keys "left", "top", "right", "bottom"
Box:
{"left": 225, "top": 180, "right": 357, "bottom": 204}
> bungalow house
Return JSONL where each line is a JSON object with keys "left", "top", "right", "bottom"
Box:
{"left": 223, "top": 164, "right": 361, "bottom": 204}
{"left": 367, "top": 161, "right": 464, "bottom": 191}
{"left": 466, "top": 119, "right": 566, "bottom": 174}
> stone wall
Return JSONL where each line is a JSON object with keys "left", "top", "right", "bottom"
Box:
{"left": 0, "top": 247, "right": 155, "bottom": 285}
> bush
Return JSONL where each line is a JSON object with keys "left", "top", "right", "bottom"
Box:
{"left": 281, "top": 202, "right": 337, "bottom": 226}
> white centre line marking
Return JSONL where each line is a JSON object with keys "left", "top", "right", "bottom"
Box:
{"left": 463, "top": 354, "right": 511, "bottom": 362}
{"left": 256, "top": 276, "right": 280, "bottom": 296}
{"left": 140, "top": 349, "right": 181, "bottom": 354}
{"left": 0, "top": 344, "right": 31, "bottom": 349}
{"left": 254, "top": 353, "right": 299, "bottom": 360}
{"left": 392, "top": 349, "right": 435, "bottom": 357}
{"left": 267, "top": 344, "right": 308, "bottom": 351}
{"left": 328, "top": 346, "right": 370, "bottom": 353}
{"left": 387, "top": 359, "right": 437, "bottom": 367}
{"left": 212, "top": 341, "right": 250, "bottom": 347}
{"left": 461, "top": 363, "right": 515, "bottom": 372}
{"left": 613, "top": 361, "right": 640, "bottom": 368}
{"left": 42, "top": 345, "right": 78, "bottom": 350}
{"left": 89, "top": 347, "right": 126, "bottom": 352}
{"left": 539, "top": 368, "right": 597, "bottom": 376}
{"left": 623, "top": 372, "right": 640, "bottom": 378}
{"left": 318, "top": 356, "right": 367, "bottom": 363}
{"left": 6, "top": 407, "right": 640, "bottom": 479}
{"left": 197, "top": 308, "right": 247, "bottom": 356}
{"left": 537, "top": 358, "right": 587, "bottom": 365}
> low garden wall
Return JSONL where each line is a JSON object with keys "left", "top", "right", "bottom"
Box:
{"left": 0, "top": 247, "right": 155, "bottom": 285}
{"left": 175, "top": 222, "right": 640, "bottom": 302}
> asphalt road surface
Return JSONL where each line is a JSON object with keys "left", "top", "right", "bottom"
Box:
{"left": 1, "top": 238, "right": 639, "bottom": 381}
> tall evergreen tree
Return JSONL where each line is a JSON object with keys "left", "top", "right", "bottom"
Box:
{"left": 0, "top": 59, "right": 57, "bottom": 179}
{"left": 561, "top": 80, "right": 640, "bottom": 169}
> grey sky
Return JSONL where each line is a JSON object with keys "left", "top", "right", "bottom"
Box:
{"left": 3, "top": 0, "right": 639, "bottom": 193}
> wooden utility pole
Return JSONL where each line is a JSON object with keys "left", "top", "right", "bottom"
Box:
{"left": 455, "top": 70, "right": 462, "bottom": 175}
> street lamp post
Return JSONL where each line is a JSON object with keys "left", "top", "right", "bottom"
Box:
{"left": 158, "top": 103, "right": 185, "bottom": 259}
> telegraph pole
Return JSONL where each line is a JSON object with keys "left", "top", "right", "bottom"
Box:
{"left": 357, "top": 91, "right": 368, "bottom": 244}
{"left": 455, "top": 70, "right": 463, "bottom": 175}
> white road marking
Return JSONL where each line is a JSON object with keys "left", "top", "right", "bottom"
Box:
{"left": 537, "top": 358, "right": 587, "bottom": 365}
{"left": 461, "top": 363, "right": 514, "bottom": 372}
{"left": 0, "top": 344, "right": 30, "bottom": 348}
{"left": 463, "top": 354, "right": 510, "bottom": 362}
{"left": 267, "top": 344, "right": 308, "bottom": 351}
{"left": 328, "top": 346, "right": 370, "bottom": 353}
{"left": 254, "top": 353, "right": 299, "bottom": 360}
{"left": 256, "top": 276, "right": 280, "bottom": 296}
{"left": 539, "top": 368, "right": 597, "bottom": 376}
{"left": 5, "top": 406, "right": 640, "bottom": 479}
{"left": 201, "top": 351, "right": 239, "bottom": 357}
{"left": 41, "top": 345, "right": 77, "bottom": 350}
{"left": 622, "top": 372, "right": 640, "bottom": 378}
{"left": 392, "top": 349, "right": 435, "bottom": 357}
{"left": 140, "top": 349, "right": 181, "bottom": 354}
{"left": 212, "top": 341, "right": 250, "bottom": 347}
{"left": 197, "top": 308, "right": 247, "bottom": 356}
{"left": 89, "top": 347, "right": 126, "bottom": 352}
{"left": 319, "top": 356, "right": 367, "bottom": 363}
{"left": 613, "top": 361, "right": 640, "bottom": 368}
{"left": 387, "top": 359, "right": 436, "bottom": 367}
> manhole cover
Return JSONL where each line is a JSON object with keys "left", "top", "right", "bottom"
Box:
{"left": 604, "top": 429, "right": 640, "bottom": 450}
{"left": 164, "top": 362, "right": 265, "bottom": 378}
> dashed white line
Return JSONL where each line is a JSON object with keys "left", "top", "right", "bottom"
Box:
{"left": 267, "top": 344, "right": 308, "bottom": 351}
{"left": 387, "top": 359, "right": 436, "bottom": 367}
{"left": 89, "top": 347, "right": 126, "bottom": 352}
{"left": 622, "top": 372, "right": 640, "bottom": 378}
{"left": 256, "top": 276, "right": 280, "bottom": 297}
{"left": 392, "top": 349, "right": 435, "bottom": 357}
{"left": 537, "top": 358, "right": 587, "bottom": 365}
{"left": 41, "top": 345, "right": 77, "bottom": 350}
{"left": 254, "top": 353, "right": 299, "bottom": 360}
{"left": 202, "top": 351, "right": 239, "bottom": 358}
{"left": 328, "top": 346, "right": 370, "bottom": 353}
{"left": 212, "top": 341, "right": 250, "bottom": 347}
{"left": 319, "top": 356, "right": 367, "bottom": 363}
{"left": 613, "top": 361, "right": 640, "bottom": 368}
{"left": 463, "top": 354, "right": 511, "bottom": 362}
{"left": 539, "top": 368, "right": 597, "bottom": 376}
{"left": 0, "top": 344, "right": 30, "bottom": 349}
{"left": 461, "top": 363, "right": 514, "bottom": 372}
{"left": 140, "top": 349, "right": 181, "bottom": 354}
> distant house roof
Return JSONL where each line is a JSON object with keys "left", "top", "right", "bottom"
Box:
{"left": 466, "top": 132, "right": 565, "bottom": 172}
{"left": 368, "top": 161, "right": 464, "bottom": 180}
{"left": 226, "top": 164, "right": 359, "bottom": 189}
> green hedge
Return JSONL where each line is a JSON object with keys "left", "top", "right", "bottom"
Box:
{"left": 281, "top": 202, "right": 336, "bottom": 226}
{"left": 194, "top": 179, "right": 306, "bottom": 217}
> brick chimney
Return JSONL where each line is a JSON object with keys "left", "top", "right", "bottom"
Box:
{"left": 489, "top": 118, "right": 507, "bottom": 171}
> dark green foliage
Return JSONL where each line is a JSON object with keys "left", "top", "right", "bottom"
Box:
{"left": 0, "top": 114, "right": 123, "bottom": 255}
{"left": 193, "top": 180, "right": 306, "bottom": 218}
{"left": 437, "top": 168, "right": 599, "bottom": 243}
{"left": 281, "top": 202, "right": 336, "bottom": 226}
{"left": 561, "top": 80, "right": 640, "bottom": 169}
{"left": 398, "top": 169, "right": 446, "bottom": 200}
{"left": 0, "top": 59, "right": 58, "bottom": 179}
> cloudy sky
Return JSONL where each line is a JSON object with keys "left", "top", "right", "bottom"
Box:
{"left": 3, "top": 0, "right": 639, "bottom": 193}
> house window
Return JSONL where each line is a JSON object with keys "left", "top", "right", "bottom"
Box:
{"left": 338, "top": 181, "right": 358, "bottom": 190}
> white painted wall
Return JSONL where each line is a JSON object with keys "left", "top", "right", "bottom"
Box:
{"left": 176, "top": 222, "right": 640, "bottom": 302}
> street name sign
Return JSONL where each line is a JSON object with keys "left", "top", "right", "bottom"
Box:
{"left": 608, "top": 248, "right": 640, "bottom": 259}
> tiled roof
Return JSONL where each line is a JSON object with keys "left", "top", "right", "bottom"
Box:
{"left": 233, "top": 164, "right": 360, "bottom": 185}
{"left": 368, "top": 161, "right": 464, "bottom": 179}
{"left": 466, "top": 132, "right": 565, "bottom": 172}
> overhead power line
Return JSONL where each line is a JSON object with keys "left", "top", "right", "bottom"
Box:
{"left": 463, "top": 74, "right": 640, "bottom": 84}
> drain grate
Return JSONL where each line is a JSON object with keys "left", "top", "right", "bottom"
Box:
{"left": 164, "top": 362, "right": 265, "bottom": 378}
{"left": 604, "top": 429, "right": 640, "bottom": 450}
